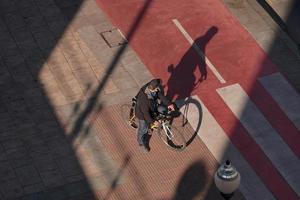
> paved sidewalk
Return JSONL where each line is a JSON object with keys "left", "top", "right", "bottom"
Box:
{"left": 0, "top": 0, "right": 242, "bottom": 199}
{"left": 224, "top": 0, "right": 300, "bottom": 91}
{"left": 0, "top": 0, "right": 299, "bottom": 199}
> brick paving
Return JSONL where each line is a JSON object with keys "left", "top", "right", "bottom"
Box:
{"left": 0, "top": 0, "right": 299, "bottom": 199}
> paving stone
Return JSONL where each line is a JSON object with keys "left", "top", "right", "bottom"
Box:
{"left": 44, "top": 186, "right": 69, "bottom": 200}
{"left": 31, "top": 106, "right": 56, "bottom": 122}
{"left": 22, "top": 133, "right": 45, "bottom": 148}
{"left": 103, "top": 78, "right": 119, "bottom": 94}
{"left": 9, "top": 64, "right": 34, "bottom": 84}
{"left": 24, "top": 183, "right": 45, "bottom": 195}
{"left": 0, "top": 26, "right": 12, "bottom": 39}
{"left": 45, "top": 90, "right": 69, "bottom": 107}
{"left": 47, "top": 52, "right": 68, "bottom": 68}
{"left": 77, "top": 25, "right": 112, "bottom": 61}
{"left": 16, "top": 0, "right": 34, "bottom": 8}
{"left": 0, "top": 129, "right": 17, "bottom": 143}
{"left": 33, "top": 156, "right": 59, "bottom": 172}
{"left": 0, "top": 112, "right": 13, "bottom": 126}
{"left": 19, "top": 41, "right": 41, "bottom": 57}
{"left": 40, "top": 168, "right": 65, "bottom": 188}
{"left": 60, "top": 80, "right": 83, "bottom": 101}
{"left": 46, "top": 137, "right": 73, "bottom": 157}
{"left": 0, "top": 40, "right": 20, "bottom": 56}
{"left": 23, "top": 89, "right": 48, "bottom": 108}
{"left": 56, "top": 155, "right": 83, "bottom": 177}
{"left": 99, "top": 87, "right": 139, "bottom": 106}
{"left": 48, "top": 19, "right": 68, "bottom": 39}
{"left": 11, "top": 27, "right": 34, "bottom": 43}
{"left": 27, "top": 142, "right": 51, "bottom": 157}
{"left": 35, "top": 0, "right": 56, "bottom": 7}
{"left": 77, "top": 39, "right": 96, "bottom": 60}
{"left": 113, "top": 76, "right": 139, "bottom": 90}
{"left": 0, "top": 87, "right": 22, "bottom": 103}
{"left": 93, "top": 20, "right": 115, "bottom": 34}
{"left": 6, "top": 147, "right": 33, "bottom": 168}
{"left": 0, "top": 161, "right": 16, "bottom": 180}
{"left": 0, "top": 147, "right": 7, "bottom": 161}
{"left": 35, "top": 36, "right": 57, "bottom": 52}
{"left": 55, "top": 0, "right": 82, "bottom": 9}
{"left": 3, "top": 54, "right": 25, "bottom": 66}
{"left": 15, "top": 165, "right": 42, "bottom": 186}
{"left": 21, "top": 192, "right": 47, "bottom": 200}
{"left": 4, "top": 12, "right": 26, "bottom": 30}
{"left": 50, "top": 65, "right": 75, "bottom": 83}
{"left": 66, "top": 53, "right": 91, "bottom": 71}
{"left": 71, "top": 15, "right": 93, "bottom": 31}
{"left": 63, "top": 180, "right": 91, "bottom": 198}
{"left": 85, "top": 12, "right": 109, "bottom": 27}
{"left": 60, "top": 5, "right": 85, "bottom": 21}
{"left": 26, "top": 15, "right": 47, "bottom": 30}
{"left": 0, "top": 178, "right": 24, "bottom": 199}
{"left": 60, "top": 39, "right": 83, "bottom": 59}
{"left": 2, "top": 139, "right": 24, "bottom": 150}
{"left": 64, "top": 174, "right": 87, "bottom": 185}
{"left": 80, "top": 0, "right": 102, "bottom": 16}
{"left": 0, "top": 0, "right": 17, "bottom": 13}
{"left": 39, "top": 5, "right": 65, "bottom": 22}
{"left": 66, "top": 192, "right": 96, "bottom": 200}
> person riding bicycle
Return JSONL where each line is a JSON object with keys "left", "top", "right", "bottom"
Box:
{"left": 134, "top": 78, "right": 175, "bottom": 152}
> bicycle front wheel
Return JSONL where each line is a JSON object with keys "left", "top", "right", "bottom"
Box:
{"left": 158, "top": 124, "right": 186, "bottom": 151}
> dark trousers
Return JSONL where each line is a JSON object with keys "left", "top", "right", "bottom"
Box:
{"left": 137, "top": 119, "right": 148, "bottom": 146}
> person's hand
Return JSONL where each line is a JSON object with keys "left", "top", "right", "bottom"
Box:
{"left": 150, "top": 120, "right": 159, "bottom": 131}
{"left": 168, "top": 104, "right": 175, "bottom": 111}
{"left": 153, "top": 120, "right": 159, "bottom": 127}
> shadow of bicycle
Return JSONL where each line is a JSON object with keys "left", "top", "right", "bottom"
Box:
{"left": 174, "top": 96, "right": 203, "bottom": 147}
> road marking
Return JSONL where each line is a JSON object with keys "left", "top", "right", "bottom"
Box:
{"left": 217, "top": 84, "right": 300, "bottom": 197}
{"left": 177, "top": 96, "right": 275, "bottom": 200}
{"left": 172, "top": 19, "right": 226, "bottom": 84}
{"left": 258, "top": 72, "right": 300, "bottom": 131}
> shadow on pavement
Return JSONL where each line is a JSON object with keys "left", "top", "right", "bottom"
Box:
{"left": 172, "top": 160, "right": 224, "bottom": 200}
{"left": 0, "top": 0, "right": 152, "bottom": 199}
{"left": 166, "top": 26, "right": 218, "bottom": 101}
{"left": 201, "top": 1, "right": 300, "bottom": 199}
{"left": 66, "top": 0, "right": 152, "bottom": 145}
{"left": 0, "top": 0, "right": 97, "bottom": 199}
{"left": 103, "top": 154, "right": 131, "bottom": 200}
{"left": 175, "top": 97, "right": 203, "bottom": 147}
{"left": 257, "top": 0, "right": 300, "bottom": 52}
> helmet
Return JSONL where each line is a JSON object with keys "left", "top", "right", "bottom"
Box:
{"left": 157, "top": 105, "right": 167, "bottom": 114}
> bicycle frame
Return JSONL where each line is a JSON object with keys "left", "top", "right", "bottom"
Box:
{"left": 161, "top": 122, "right": 174, "bottom": 140}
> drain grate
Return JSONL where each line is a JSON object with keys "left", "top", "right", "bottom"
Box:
{"left": 100, "top": 28, "right": 127, "bottom": 48}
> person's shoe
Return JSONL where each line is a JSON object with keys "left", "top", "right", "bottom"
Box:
{"left": 139, "top": 144, "right": 150, "bottom": 153}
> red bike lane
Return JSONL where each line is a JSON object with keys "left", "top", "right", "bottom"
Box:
{"left": 95, "top": 0, "right": 299, "bottom": 199}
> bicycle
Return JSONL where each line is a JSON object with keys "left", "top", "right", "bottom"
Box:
{"left": 121, "top": 99, "right": 186, "bottom": 151}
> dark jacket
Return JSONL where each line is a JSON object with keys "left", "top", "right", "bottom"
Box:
{"left": 135, "top": 81, "right": 171, "bottom": 124}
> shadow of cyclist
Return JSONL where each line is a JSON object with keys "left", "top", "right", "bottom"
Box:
{"left": 166, "top": 26, "right": 218, "bottom": 101}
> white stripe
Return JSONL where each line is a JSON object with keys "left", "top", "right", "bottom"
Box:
{"left": 172, "top": 19, "right": 226, "bottom": 84}
{"left": 217, "top": 84, "right": 300, "bottom": 196}
{"left": 258, "top": 72, "right": 300, "bottom": 131}
{"left": 176, "top": 96, "right": 275, "bottom": 200}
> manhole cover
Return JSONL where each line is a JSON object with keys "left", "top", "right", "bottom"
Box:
{"left": 100, "top": 28, "right": 127, "bottom": 48}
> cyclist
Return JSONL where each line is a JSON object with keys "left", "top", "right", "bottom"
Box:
{"left": 134, "top": 78, "right": 175, "bottom": 152}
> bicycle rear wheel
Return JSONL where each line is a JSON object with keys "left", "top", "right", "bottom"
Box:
{"left": 158, "top": 124, "right": 186, "bottom": 151}
{"left": 120, "top": 104, "right": 137, "bottom": 129}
